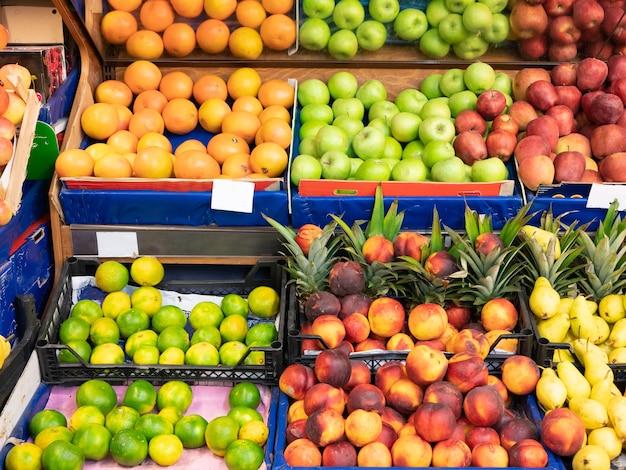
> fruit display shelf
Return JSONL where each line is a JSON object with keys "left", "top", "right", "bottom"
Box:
{"left": 36, "top": 258, "right": 288, "bottom": 386}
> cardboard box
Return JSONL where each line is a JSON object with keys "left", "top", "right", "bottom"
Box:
{"left": 0, "top": 5, "right": 64, "bottom": 45}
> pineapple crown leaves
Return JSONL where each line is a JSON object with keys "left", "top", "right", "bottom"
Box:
{"left": 578, "top": 228, "right": 626, "bottom": 300}
{"left": 427, "top": 206, "right": 445, "bottom": 256}
{"left": 594, "top": 199, "right": 626, "bottom": 245}
{"left": 365, "top": 184, "right": 405, "bottom": 241}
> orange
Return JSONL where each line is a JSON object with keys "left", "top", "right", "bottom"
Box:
{"left": 95, "top": 260, "right": 130, "bottom": 291}
{"left": 228, "top": 27, "right": 264, "bottom": 60}
{"left": 107, "top": 0, "right": 142, "bottom": 11}
{"left": 90, "top": 343, "right": 125, "bottom": 364}
{"left": 125, "top": 29, "right": 164, "bottom": 59}
{"left": 137, "top": 132, "right": 172, "bottom": 153}
{"left": 107, "top": 129, "right": 138, "bottom": 154}
{"left": 260, "top": 14, "right": 296, "bottom": 51}
{"left": 130, "top": 256, "right": 165, "bottom": 286}
{"left": 77, "top": 379, "right": 118, "bottom": 415}
{"left": 185, "top": 341, "right": 220, "bottom": 365}
{"left": 174, "top": 150, "right": 221, "bottom": 178}
{"left": 227, "top": 405, "right": 263, "bottom": 427}
{"left": 163, "top": 22, "right": 197, "bottom": 58}
{"left": 152, "top": 305, "right": 187, "bottom": 333}
{"left": 221, "top": 152, "right": 252, "bottom": 178}
{"left": 229, "top": 382, "right": 261, "bottom": 409}
{"left": 133, "top": 146, "right": 174, "bottom": 178}
{"left": 158, "top": 406, "right": 183, "bottom": 425}
{"left": 236, "top": 0, "right": 267, "bottom": 29}
{"left": 207, "top": 132, "right": 250, "bottom": 165}
{"left": 221, "top": 110, "right": 261, "bottom": 144}
{"left": 139, "top": 0, "right": 175, "bottom": 32}
{"left": 123, "top": 60, "right": 163, "bottom": 95}
{"left": 105, "top": 406, "right": 141, "bottom": 435}
{"left": 193, "top": 74, "right": 228, "bottom": 103}
{"left": 219, "top": 315, "right": 249, "bottom": 343}
{"left": 257, "top": 79, "right": 295, "bottom": 108}
{"left": 131, "top": 286, "right": 163, "bottom": 316}
{"left": 34, "top": 425, "right": 75, "bottom": 451}
{"left": 0, "top": 25, "right": 6, "bottom": 50}
{"left": 262, "top": 0, "right": 294, "bottom": 14}
{"left": 102, "top": 291, "right": 132, "bottom": 320}
{"left": 232, "top": 96, "right": 264, "bottom": 116}
{"left": 94, "top": 153, "right": 134, "bottom": 178}
{"left": 69, "top": 405, "right": 106, "bottom": 433}
{"left": 133, "top": 89, "right": 168, "bottom": 113}
{"left": 95, "top": 79, "right": 133, "bottom": 107}
{"left": 116, "top": 307, "right": 151, "bottom": 339}
{"left": 85, "top": 142, "right": 115, "bottom": 160}
{"left": 227, "top": 68, "right": 262, "bottom": 99}
{"left": 134, "top": 414, "right": 174, "bottom": 442}
{"left": 114, "top": 104, "right": 133, "bottom": 130}
{"left": 90, "top": 316, "right": 121, "bottom": 345}
{"left": 59, "top": 316, "right": 90, "bottom": 344}
{"left": 128, "top": 108, "right": 165, "bottom": 139}
{"left": 100, "top": 10, "right": 138, "bottom": 45}
{"left": 159, "top": 70, "right": 194, "bottom": 100}
{"left": 175, "top": 139, "right": 207, "bottom": 156}
{"left": 81, "top": 102, "right": 120, "bottom": 140}
{"left": 249, "top": 141, "right": 288, "bottom": 177}
{"left": 204, "top": 0, "right": 237, "bottom": 20}
{"left": 196, "top": 19, "right": 230, "bottom": 54}
{"left": 55, "top": 148, "right": 94, "bottom": 177}
{"left": 256, "top": 116, "right": 292, "bottom": 148}
{"left": 162, "top": 98, "right": 199, "bottom": 135}
{"left": 259, "top": 104, "right": 291, "bottom": 124}
{"left": 171, "top": 0, "right": 204, "bottom": 18}
{"left": 198, "top": 98, "right": 231, "bottom": 133}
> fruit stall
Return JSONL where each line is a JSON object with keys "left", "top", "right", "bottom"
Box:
{"left": 1, "top": 0, "right": 626, "bottom": 469}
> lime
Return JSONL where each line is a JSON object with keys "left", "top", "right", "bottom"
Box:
{"left": 148, "top": 433, "right": 184, "bottom": 466}
{"left": 95, "top": 260, "right": 130, "bottom": 293}
{"left": 157, "top": 381, "right": 193, "bottom": 413}
{"left": 41, "top": 440, "right": 85, "bottom": 470}
{"left": 123, "top": 379, "right": 157, "bottom": 415}
{"left": 219, "top": 340, "right": 249, "bottom": 366}
{"left": 247, "top": 286, "right": 280, "bottom": 318}
{"left": 221, "top": 293, "right": 249, "bottom": 317}
{"left": 72, "top": 423, "right": 112, "bottom": 461}
{"left": 89, "top": 316, "right": 120, "bottom": 345}
{"left": 190, "top": 325, "right": 221, "bottom": 348}
{"left": 159, "top": 347, "right": 185, "bottom": 365}
{"left": 238, "top": 420, "right": 269, "bottom": 446}
{"left": 68, "top": 405, "right": 105, "bottom": 433}
{"left": 220, "top": 314, "right": 249, "bottom": 343}
{"left": 59, "top": 340, "right": 91, "bottom": 363}
{"left": 243, "top": 341, "right": 266, "bottom": 366}
{"left": 157, "top": 326, "right": 190, "bottom": 352}
{"left": 205, "top": 415, "right": 240, "bottom": 457}
{"left": 89, "top": 342, "right": 125, "bottom": 364}
{"left": 189, "top": 301, "right": 224, "bottom": 329}
{"left": 34, "top": 425, "right": 74, "bottom": 451}
{"left": 175, "top": 414, "right": 208, "bottom": 449}
{"left": 105, "top": 406, "right": 140, "bottom": 435}
{"left": 229, "top": 382, "right": 261, "bottom": 409}
{"left": 227, "top": 406, "right": 263, "bottom": 427}
{"left": 130, "top": 256, "right": 165, "bottom": 286}
{"left": 224, "top": 439, "right": 265, "bottom": 470}
{"left": 101, "top": 291, "right": 132, "bottom": 320}
{"left": 130, "top": 286, "right": 162, "bottom": 317}
{"left": 76, "top": 379, "right": 118, "bottom": 415}
{"left": 116, "top": 307, "right": 150, "bottom": 338}
{"left": 29, "top": 409, "right": 68, "bottom": 437}
{"left": 125, "top": 329, "right": 158, "bottom": 357}
{"left": 134, "top": 413, "right": 174, "bottom": 442}
{"left": 70, "top": 299, "right": 104, "bottom": 325}
{"left": 245, "top": 322, "right": 278, "bottom": 346}
{"left": 110, "top": 429, "right": 148, "bottom": 466}
{"left": 134, "top": 345, "right": 161, "bottom": 364}
{"left": 185, "top": 341, "right": 220, "bottom": 366}
{"left": 152, "top": 305, "right": 187, "bottom": 333}
{"left": 4, "top": 442, "right": 42, "bottom": 470}
{"left": 58, "top": 317, "right": 90, "bottom": 344}
{"left": 158, "top": 406, "right": 183, "bottom": 426}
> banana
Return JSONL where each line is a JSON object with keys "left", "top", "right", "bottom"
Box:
{"left": 571, "top": 445, "right": 611, "bottom": 470}
{"left": 521, "top": 226, "right": 561, "bottom": 259}
{"left": 568, "top": 397, "right": 609, "bottom": 430}
{"left": 556, "top": 360, "right": 591, "bottom": 400}
{"left": 606, "top": 395, "right": 626, "bottom": 440}
{"left": 535, "top": 367, "right": 568, "bottom": 411}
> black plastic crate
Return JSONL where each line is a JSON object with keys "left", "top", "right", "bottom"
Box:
{"left": 36, "top": 258, "right": 288, "bottom": 386}
{"left": 0, "top": 295, "right": 41, "bottom": 412}
{"left": 286, "top": 285, "right": 533, "bottom": 373}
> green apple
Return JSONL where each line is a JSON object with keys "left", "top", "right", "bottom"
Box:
{"left": 478, "top": 0, "right": 507, "bottom": 13}
{"left": 448, "top": 89, "right": 478, "bottom": 117}
{"left": 390, "top": 111, "right": 422, "bottom": 142}
{"left": 332, "top": 97, "right": 365, "bottom": 120}
{"left": 418, "top": 116, "right": 456, "bottom": 144}
{"left": 368, "top": 0, "right": 400, "bottom": 23}
{"left": 422, "top": 139, "right": 455, "bottom": 168}
{"left": 439, "top": 68, "right": 467, "bottom": 97}
{"left": 425, "top": 0, "right": 451, "bottom": 27}
{"left": 299, "top": 120, "right": 327, "bottom": 140}
{"left": 391, "top": 158, "right": 428, "bottom": 181}
{"left": 471, "top": 157, "right": 509, "bottom": 182}
{"left": 300, "top": 103, "right": 334, "bottom": 124}
{"left": 368, "top": 100, "right": 399, "bottom": 125}
{"left": 431, "top": 156, "right": 466, "bottom": 182}
{"left": 445, "top": 0, "right": 474, "bottom": 13}
{"left": 315, "top": 124, "right": 349, "bottom": 155}
{"left": 462, "top": 3, "right": 493, "bottom": 33}
{"left": 356, "top": 20, "right": 387, "bottom": 51}
{"left": 327, "top": 29, "right": 359, "bottom": 60}
{"left": 356, "top": 79, "right": 388, "bottom": 110}
{"left": 367, "top": 117, "right": 391, "bottom": 136}
{"left": 419, "top": 28, "right": 451, "bottom": 59}
{"left": 290, "top": 154, "right": 323, "bottom": 186}
{"left": 394, "top": 88, "right": 428, "bottom": 114}
{"left": 297, "top": 78, "right": 331, "bottom": 106}
{"left": 453, "top": 33, "right": 489, "bottom": 60}
{"left": 352, "top": 126, "right": 387, "bottom": 160}
{"left": 402, "top": 140, "right": 425, "bottom": 160}
{"left": 419, "top": 97, "right": 451, "bottom": 119}
{"left": 333, "top": 114, "right": 365, "bottom": 139}
{"left": 482, "top": 12, "right": 509, "bottom": 44}
{"left": 298, "top": 18, "right": 332, "bottom": 51}
{"left": 327, "top": 71, "right": 359, "bottom": 99}
{"left": 383, "top": 135, "right": 403, "bottom": 160}
{"left": 420, "top": 73, "right": 444, "bottom": 99}
{"left": 332, "top": 0, "right": 365, "bottom": 29}
{"left": 393, "top": 8, "right": 428, "bottom": 41}
{"left": 355, "top": 158, "right": 392, "bottom": 181}
{"left": 438, "top": 13, "right": 468, "bottom": 45}
{"left": 463, "top": 61, "right": 496, "bottom": 94}
{"left": 320, "top": 149, "right": 352, "bottom": 179}
{"left": 299, "top": 136, "right": 318, "bottom": 157}
{"left": 492, "top": 72, "right": 512, "bottom": 96}
{"left": 302, "top": 0, "right": 335, "bottom": 19}
{"left": 349, "top": 157, "right": 364, "bottom": 177}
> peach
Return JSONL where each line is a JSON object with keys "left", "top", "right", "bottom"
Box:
{"left": 303, "top": 382, "right": 345, "bottom": 416}
{"left": 408, "top": 303, "right": 448, "bottom": 341}
{"left": 294, "top": 224, "right": 323, "bottom": 256}
{"left": 487, "top": 375, "right": 511, "bottom": 408}
{"left": 475, "top": 232, "right": 504, "bottom": 256}
{"left": 354, "top": 337, "right": 387, "bottom": 352}
{"left": 345, "top": 409, "right": 383, "bottom": 447}
{"left": 485, "top": 330, "right": 519, "bottom": 354}
{"left": 501, "top": 355, "right": 540, "bottom": 395}
{"left": 499, "top": 417, "right": 539, "bottom": 451}
{"left": 380, "top": 406, "right": 407, "bottom": 434}
{"left": 305, "top": 407, "right": 345, "bottom": 447}
{"left": 367, "top": 297, "right": 406, "bottom": 338}
{"left": 386, "top": 333, "right": 415, "bottom": 351}
{"left": 311, "top": 314, "right": 346, "bottom": 349}
{"left": 288, "top": 400, "right": 308, "bottom": 423}
{"left": 285, "top": 418, "right": 308, "bottom": 444}
{"left": 375, "top": 361, "right": 407, "bottom": 396}
{"left": 280, "top": 363, "right": 317, "bottom": 400}
{"left": 347, "top": 383, "right": 386, "bottom": 414}
{"left": 466, "top": 426, "right": 501, "bottom": 450}
{"left": 424, "top": 250, "right": 459, "bottom": 279}
{"left": 446, "top": 328, "right": 490, "bottom": 359}
{"left": 540, "top": 408, "right": 586, "bottom": 457}
{"left": 299, "top": 322, "right": 321, "bottom": 353}
{"left": 385, "top": 377, "right": 424, "bottom": 416}
{"left": 432, "top": 439, "right": 472, "bottom": 467}
{"left": 357, "top": 441, "right": 392, "bottom": 467}
{"left": 480, "top": 298, "right": 519, "bottom": 332}
{"left": 362, "top": 234, "right": 395, "bottom": 264}
{"left": 463, "top": 385, "right": 506, "bottom": 428}
{"left": 393, "top": 231, "right": 428, "bottom": 261}
{"left": 413, "top": 402, "right": 457, "bottom": 443}
{"left": 405, "top": 343, "right": 448, "bottom": 387}
{"left": 493, "top": 408, "right": 516, "bottom": 433}
{"left": 445, "top": 303, "right": 473, "bottom": 330}
{"left": 472, "top": 443, "right": 509, "bottom": 467}
{"left": 414, "top": 338, "right": 446, "bottom": 351}
{"left": 391, "top": 433, "right": 433, "bottom": 467}
{"left": 398, "top": 422, "right": 418, "bottom": 437}
{"left": 375, "top": 422, "right": 399, "bottom": 450}
{"left": 343, "top": 312, "right": 370, "bottom": 344}
{"left": 0, "top": 135, "right": 13, "bottom": 166}
{"left": 328, "top": 260, "right": 365, "bottom": 297}
{"left": 304, "top": 290, "right": 341, "bottom": 322}
{"left": 344, "top": 359, "right": 371, "bottom": 391}
{"left": 0, "top": 198, "right": 12, "bottom": 226}
{"left": 283, "top": 438, "right": 322, "bottom": 467}
{"left": 423, "top": 381, "right": 464, "bottom": 419}
{"left": 508, "top": 438, "right": 549, "bottom": 467}
{"left": 314, "top": 347, "right": 352, "bottom": 388}
{"left": 445, "top": 352, "right": 489, "bottom": 393}
{"left": 339, "top": 292, "right": 372, "bottom": 319}
{"left": 322, "top": 441, "right": 357, "bottom": 467}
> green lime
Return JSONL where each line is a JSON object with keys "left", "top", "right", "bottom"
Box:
{"left": 245, "top": 322, "right": 278, "bottom": 346}
{"left": 95, "top": 260, "right": 129, "bottom": 293}
{"left": 116, "top": 307, "right": 150, "bottom": 339}
{"left": 125, "top": 329, "right": 158, "bottom": 357}
{"left": 224, "top": 439, "right": 265, "bottom": 470}
{"left": 205, "top": 415, "right": 240, "bottom": 457}
{"left": 189, "top": 301, "right": 224, "bottom": 329}
{"left": 72, "top": 423, "right": 111, "bottom": 461}
{"left": 221, "top": 293, "right": 249, "bottom": 317}
{"left": 59, "top": 340, "right": 92, "bottom": 363}
{"left": 219, "top": 341, "right": 249, "bottom": 366}
{"left": 157, "top": 326, "right": 190, "bottom": 352}
{"left": 110, "top": 429, "right": 148, "bottom": 466}
{"left": 247, "top": 286, "right": 280, "bottom": 318}
{"left": 229, "top": 382, "right": 261, "bottom": 409}
{"left": 70, "top": 299, "right": 104, "bottom": 325}
{"left": 220, "top": 314, "right": 249, "bottom": 343}
{"left": 134, "top": 413, "right": 174, "bottom": 442}
{"left": 58, "top": 317, "right": 90, "bottom": 344}
{"left": 175, "top": 414, "right": 208, "bottom": 449}
{"left": 133, "top": 345, "right": 160, "bottom": 364}
{"left": 130, "top": 256, "right": 164, "bottom": 287}
{"left": 4, "top": 442, "right": 42, "bottom": 470}
{"left": 41, "top": 440, "right": 85, "bottom": 470}
{"left": 89, "top": 317, "right": 120, "bottom": 345}
{"left": 34, "top": 426, "right": 74, "bottom": 451}
{"left": 157, "top": 381, "right": 193, "bottom": 413}
{"left": 151, "top": 305, "right": 187, "bottom": 333}
{"left": 29, "top": 409, "right": 68, "bottom": 437}
{"left": 148, "top": 433, "right": 183, "bottom": 466}
{"left": 105, "top": 406, "right": 140, "bottom": 435}
{"left": 89, "top": 343, "right": 125, "bottom": 364}
{"left": 158, "top": 406, "right": 183, "bottom": 426}
{"left": 185, "top": 341, "right": 220, "bottom": 366}
{"left": 191, "top": 325, "right": 221, "bottom": 348}
{"left": 159, "top": 347, "right": 185, "bottom": 365}
{"left": 243, "top": 341, "right": 266, "bottom": 366}
{"left": 76, "top": 379, "right": 118, "bottom": 415}
{"left": 68, "top": 405, "right": 105, "bottom": 433}
{"left": 227, "top": 406, "right": 263, "bottom": 427}
{"left": 123, "top": 379, "right": 157, "bottom": 415}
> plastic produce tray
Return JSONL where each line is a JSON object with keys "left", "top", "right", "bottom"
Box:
{"left": 36, "top": 258, "right": 288, "bottom": 386}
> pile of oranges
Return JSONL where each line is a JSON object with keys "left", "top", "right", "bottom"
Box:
{"left": 100, "top": 0, "right": 297, "bottom": 60}
{"left": 55, "top": 63, "right": 295, "bottom": 181}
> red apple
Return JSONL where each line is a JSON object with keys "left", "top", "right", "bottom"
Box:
{"left": 455, "top": 109, "right": 487, "bottom": 135}
{"left": 514, "top": 135, "right": 552, "bottom": 163}
{"left": 517, "top": 35, "right": 549, "bottom": 61}
{"left": 573, "top": 0, "right": 605, "bottom": 30}
{"left": 551, "top": 62, "right": 578, "bottom": 86}
{"left": 491, "top": 114, "right": 519, "bottom": 135}
{"left": 549, "top": 15, "right": 581, "bottom": 43}
{"left": 608, "top": 78, "right": 626, "bottom": 105}
{"left": 0, "top": 116, "right": 15, "bottom": 140}
{"left": 543, "top": 0, "right": 574, "bottom": 16}
{"left": 476, "top": 90, "right": 507, "bottom": 121}
{"left": 555, "top": 85, "right": 582, "bottom": 113}
{"left": 512, "top": 68, "right": 552, "bottom": 102}
{"left": 608, "top": 54, "right": 626, "bottom": 82}
{"left": 548, "top": 42, "right": 579, "bottom": 62}
{"left": 590, "top": 123, "right": 626, "bottom": 158}
{"left": 486, "top": 129, "right": 518, "bottom": 161}
{"left": 508, "top": 101, "right": 539, "bottom": 131}
{"left": 509, "top": 2, "right": 549, "bottom": 39}
{"left": 553, "top": 150, "right": 586, "bottom": 182}
{"left": 587, "top": 92, "right": 625, "bottom": 125}
{"left": 577, "top": 57, "right": 609, "bottom": 92}
{"left": 602, "top": 6, "right": 626, "bottom": 44}
{"left": 454, "top": 130, "right": 488, "bottom": 165}
{"left": 584, "top": 39, "right": 615, "bottom": 60}
{"left": 546, "top": 105, "right": 575, "bottom": 136}
{"left": 526, "top": 115, "right": 560, "bottom": 151}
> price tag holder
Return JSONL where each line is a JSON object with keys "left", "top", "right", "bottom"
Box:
{"left": 211, "top": 179, "right": 255, "bottom": 213}
{"left": 96, "top": 232, "right": 139, "bottom": 257}
{"left": 587, "top": 183, "right": 626, "bottom": 211}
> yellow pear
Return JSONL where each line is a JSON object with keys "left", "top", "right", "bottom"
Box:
{"left": 522, "top": 226, "right": 561, "bottom": 259}
{"left": 607, "top": 317, "right": 626, "bottom": 348}
{"left": 608, "top": 346, "right": 626, "bottom": 364}
{"left": 556, "top": 360, "right": 591, "bottom": 400}
{"left": 586, "top": 300, "right": 598, "bottom": 315}
{"left": 592, "top": 316, "right": 610, "bottom": 344}
{"left": 571, "top": 337, "right": 608, "bottom": 364}
{"left": 529, "top": 284, "right": 561, "bottom": 320}
{"left": 590, "top": 372, "right": 613, "bottom": 409}
{"left": 569, "top": 295, "right": 601, "bottom": 342}
{"left": 607, "top": 395, "right": 626, "bottom": 440}
{"left": 552, "top": 348, "right": 575, "bottom": 363}
{"left": 568, "top": 397, "right": 609, "bottom": 430}
{"left": 587, "top": 427, "right": 623, "bottom": 460}
{"left": 571, "top": 445, "right": 611, "bottom": 470}
{"left": 598, "top": 294, "right": 625, "bottom": 323}
{"left": 535, "top": 367, "right": 568, "bottom": 411}
{"left": 557, "top": 297, "right": 574, "bottom": 315}
{"left": 537, "top": 312, "right": 570, "bottom": 342}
